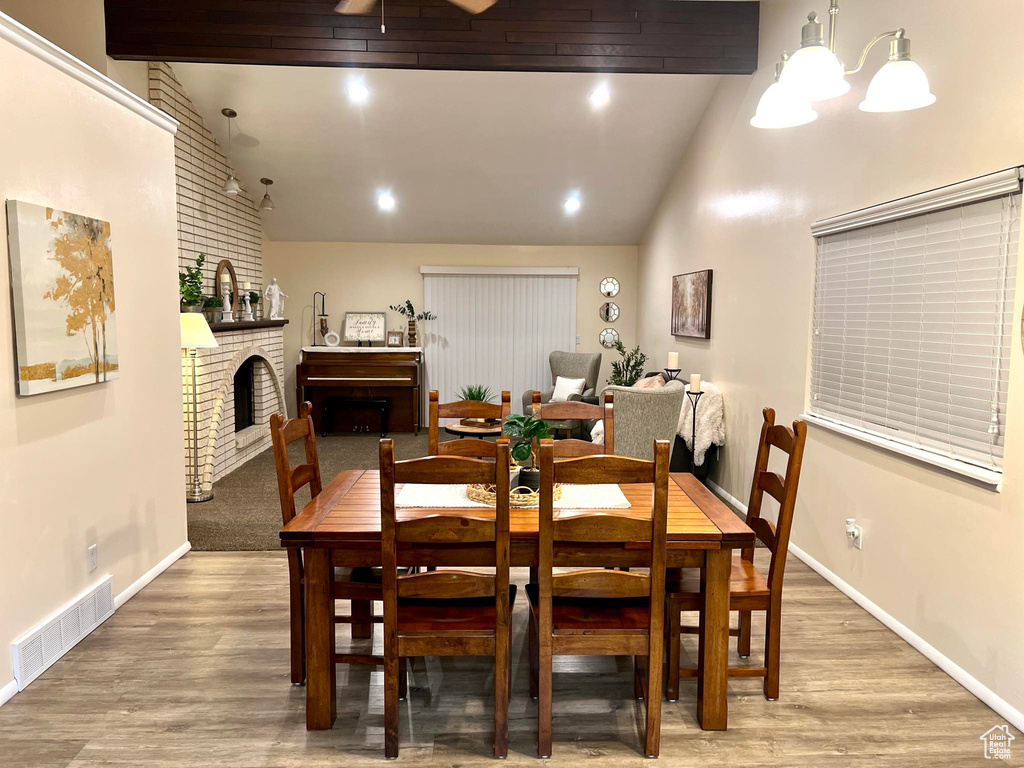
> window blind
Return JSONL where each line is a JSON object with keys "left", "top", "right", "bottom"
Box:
{"left": 422, "top": 269, "right": 577, "bottom": 408}
{"left": 809, "top": 174, "right": 1020, "bottom": 478}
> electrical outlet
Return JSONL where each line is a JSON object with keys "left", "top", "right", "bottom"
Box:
{"left": 576, "top": 334, "right": 582, "bottom": 345}
{"left": 88, "top": 544, "right": 98, "bottom": 573}
{"left": 845, "top": 518, "right": 863, "bottom": 550}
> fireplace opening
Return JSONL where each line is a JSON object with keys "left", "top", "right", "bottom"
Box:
{"left": 234, "top": 358, "right": 256, "bottom": 432}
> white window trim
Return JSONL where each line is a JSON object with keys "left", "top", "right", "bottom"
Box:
{"left": 806, "top": 167, "right": 1022, "bottom": 492}
{"left": 420, "top": 265, "right": 579, "bottom": 276}
{"left": 801, "top": 412, "right": 1002, "bottom": 489}
{"left": 811, "top": 167, "right": 1022, "bottom": 236}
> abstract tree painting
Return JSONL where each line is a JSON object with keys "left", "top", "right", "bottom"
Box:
{"left": 7, "top": 201, "right": 118, "bottom": 395}
{"left": 671, "top": 269, "right": 713, "bottom": 339}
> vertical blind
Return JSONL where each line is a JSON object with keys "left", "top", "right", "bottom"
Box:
{"left": 423, "top": 269, "right": 577, "bottom": 408}
{"left": 810, "top": 172, "right": 1020, "bottom": 476}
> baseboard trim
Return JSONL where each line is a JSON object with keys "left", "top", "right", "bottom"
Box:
{"left": 114, "top": 540, "right": 191, "bottom": 610}
{"left": 0, "top": 679, "right": 17, "bottom": 708}
{"left": 705, "top": 478, "right": 1024, "bottom": 731}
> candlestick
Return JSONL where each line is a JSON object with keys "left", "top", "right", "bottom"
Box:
{"left": 243, "top": 281, "right": 251, "bottom": 290}
{"left": 667, "top": 351, "right": 679, "bottom": 369}
{"left": 690, "top": 373, "right": 702, "bottom": 392}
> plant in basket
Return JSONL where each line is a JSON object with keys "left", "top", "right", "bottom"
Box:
{"left": 458, "top": 384, "right": 497, "bottom": 426}
{"left": 502, "top": 413, "right": 551, "bottom": 492}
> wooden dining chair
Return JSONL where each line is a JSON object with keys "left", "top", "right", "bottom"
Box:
{"left": 271, "top": 402, "right": 406, "bottom": 695}
{"left": 530, "top": 390, "right": 614, "bottom": 456}
{"left": 379, "top": 438, "right": 515, "bottom": 759}
{"left": 528, "top": 438, "right": 670, "bottom": 758}
{"left": 665, "top": 408, "right": 807, "bottom": 702}
{"left": 428, "top": 389, "right": 512, "bottom": 458}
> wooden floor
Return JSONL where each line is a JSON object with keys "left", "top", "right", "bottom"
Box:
{"left": 1, "top": 551, "right": 1017, "bottom": 767}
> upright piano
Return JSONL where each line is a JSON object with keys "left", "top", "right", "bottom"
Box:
{"left": 296, "top": 346, "right": 422, "bottom": 434}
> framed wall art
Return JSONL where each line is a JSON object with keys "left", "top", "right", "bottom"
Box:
{"left": 671, "top": 269, "right": 712, "bottom": 339}
{"left": 7, "top": 201, "right": 118, "bottom": 395}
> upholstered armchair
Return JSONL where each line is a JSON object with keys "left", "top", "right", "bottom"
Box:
{"left": 599, "top": 380, "right": 686, "bottom": 460}
{"left": 521, "top": 351, "right": 602, "bottom": 414}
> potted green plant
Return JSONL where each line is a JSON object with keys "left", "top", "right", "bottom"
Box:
{"left": 502, "top": 413, "right": 551, "bottom": 492}
{"left": 458, "top": 384, "right": 497, "bottom": 426}
{"left": 179, "top": 253, "right": 206, "bottom": 312}
{"left": 608, "top": 339, "right": 648, "bottom": 386}
{"left": 249, "top": 290, "right": 261, "bottom": 320}
{"left": 203, "top": 294, "right": 223, "bottom": 322}
{"left": 388, "top": 299, "right": 436, "bottom": 347}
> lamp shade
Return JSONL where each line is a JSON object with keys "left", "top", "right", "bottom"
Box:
{"left": 778, "top": 44, "right": 851, "bottom": 102}
{"left": 859, "top": 59, "right": 936, "bottom": 112}
{"left": 750, "top": 81, "right": 818, "bottom": 129}
{"left": 180, "top": 313, "right": 219, "bottom": 350}
{"left": 222, "top": 175, "right": 241, "bottom": 196}
{"left": 259, "top": 192, "right": 275, "bottom": 211}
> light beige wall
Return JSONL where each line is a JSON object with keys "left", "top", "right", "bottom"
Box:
{"left": 264, "top": 242, "right": 638, "bottom": 413}
{"left": 639, "top": 0, "right": 1024, "bottom": 715}
{"left": 0, "top": 31, "right": 185, "bottom": 687}
{"left": 0, "top": 0, "right": 150, "bottom": 100}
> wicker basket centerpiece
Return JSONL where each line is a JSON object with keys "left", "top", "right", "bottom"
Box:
{"left": 467, "top": 482, "right": 562, "bottom": 508}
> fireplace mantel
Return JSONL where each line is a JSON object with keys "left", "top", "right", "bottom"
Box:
{"left": 209, "top": 318, "right": 288, "bottom": 333}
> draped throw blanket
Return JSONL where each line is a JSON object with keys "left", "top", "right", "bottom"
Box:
{"left": 677, "top": 381, "right": 725, "bottom": 466}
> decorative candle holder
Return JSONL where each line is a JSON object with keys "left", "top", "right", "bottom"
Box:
{"left": 685, "top": 389, "right": 704, "bottom": 473}
{"left": 663, "top": 368, "right": 682, "bottom": 381}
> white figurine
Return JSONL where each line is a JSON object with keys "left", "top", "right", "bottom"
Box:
{"left": 265, "top": 278, "right": 288, "bottom": 319}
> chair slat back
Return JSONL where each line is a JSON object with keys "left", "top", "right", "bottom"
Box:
{"left": 380, "top": 439, "right": 511, "bottom": 603}
{"left": 744, "top": 408, "right": 807, "bottom": 592}
{"left": 537, "top": 438, "right": 670, "bottom": 619}
{"left": 531, "top": 391, "right": 614, "bottom": 456}
{"left": 428, "top": 390, "right": 512, "bottom": 457}
{"left": 270, "top": 401, "right": 323, "bottom": 526}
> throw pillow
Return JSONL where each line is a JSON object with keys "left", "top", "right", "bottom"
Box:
{"left": 632, "top": 374, "right": 666, "bottom": 390}
{"left": 551, "top": 375, "right": 586, "bottom": 402}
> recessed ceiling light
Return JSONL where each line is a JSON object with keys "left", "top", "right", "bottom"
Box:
{"left": 377, "top": 190, "right": 396, "bottom": 211}
{"left": 348, "top": 79, "right": 370, "bottom": 104}
{"left": 589, "top": 83, "right": 611, "bottom": 109}
{"left": 563, "top": 192, "right": 581, "bottom": 215}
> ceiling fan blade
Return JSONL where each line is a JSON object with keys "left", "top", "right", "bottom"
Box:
{"left": 446, "top": 0, "right": 497, "bottom": 14}
{"left": 335, "top": 0, "right": 379, "bottom": 14}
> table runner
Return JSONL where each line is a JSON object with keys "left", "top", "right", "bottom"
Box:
{"left": 395, "top": 483, "right": 631, "bottom": 509}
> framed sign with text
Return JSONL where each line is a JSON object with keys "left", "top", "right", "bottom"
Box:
{"left": 343, "top": 312, "right": 387, "bottom": 343}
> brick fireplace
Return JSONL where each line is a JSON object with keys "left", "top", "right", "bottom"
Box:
{"left": 152, "top": 62, "right": 287, "bottom": 497}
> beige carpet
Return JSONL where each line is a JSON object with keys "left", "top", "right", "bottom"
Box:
{"left": 187, "top": 431, "right": 437, "bottom": 551}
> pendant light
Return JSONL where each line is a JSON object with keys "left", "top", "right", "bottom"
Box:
{"left": 259, "top": 178, "right": 275, "bottom": 211}
{"left": 777, "top": 11, "right": 849, "bottom": 102}
{"left": 859, "top": 32, "right": 935, "bottom": 113}
{"left": 750, "top": 54, "right": 818, "bottom": 129}
{"left": 221, "top": 108, "right": 241, "bottom": 196}
{"left": 752, "top": 0, "right": 935, "bottom": 129}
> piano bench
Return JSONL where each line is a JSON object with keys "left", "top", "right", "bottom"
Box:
{"left": 322, "top": 397, "right": 390, "bottom": 438}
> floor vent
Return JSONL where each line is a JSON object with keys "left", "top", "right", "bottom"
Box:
{"left": 11, "top": 575, "right": 114, "bottom": 691}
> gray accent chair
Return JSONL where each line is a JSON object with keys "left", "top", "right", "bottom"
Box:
{"left": 600, "top": 380, "right": 686, "bottom": 460}
{"left": 522, "top": 351, "right": 602, "bottom": 414}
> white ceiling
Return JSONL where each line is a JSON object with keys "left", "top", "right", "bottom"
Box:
{"left": 173, "top": 63, "right": 721, "bottom": 245}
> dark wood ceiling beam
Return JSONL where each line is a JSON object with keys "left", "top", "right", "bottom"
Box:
{"left": 104, "top": 0, "right": 759, "bottom": 74}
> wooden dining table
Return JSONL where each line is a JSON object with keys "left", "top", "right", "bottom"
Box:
{"left": 280, "top": 469, "right": 754, "bottom": 733}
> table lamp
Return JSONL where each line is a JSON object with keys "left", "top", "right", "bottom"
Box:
{"left": 181, "top": 313, "right": 219, "bottom": 502}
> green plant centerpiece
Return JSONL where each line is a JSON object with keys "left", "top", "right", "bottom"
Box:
{"left": 502, "top": 413, "right": 551, "bottom": 492}
{"left": 203, "top": 294, "right": 223, "bottom": 321}
{"left": 389, "top": 299, "right": 436, "bottom": 347}
{"left": 179, "top": 253, "right": 206, "bottom": 311}
{"left": 608, "top": 339, "right": 648, "bottom": 387}
{"left": 248, "top": 290, "right": 261, "bottom": 318}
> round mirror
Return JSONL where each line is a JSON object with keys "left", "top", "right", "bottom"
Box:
{"left": 600, "top": 277, "right": 620, "bottom": 297}
{"left": 600, "top": 328, "right": 620, "bottom": 348}
{"left": 600, "top": 302, "right": 619, "bottom": 322}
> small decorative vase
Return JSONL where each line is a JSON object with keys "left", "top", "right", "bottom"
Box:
{"left": 181, "top": 302, "right": 203, "bottom": 314}
{"left": 407, "top": 318, "right": 417, "bottom": 347}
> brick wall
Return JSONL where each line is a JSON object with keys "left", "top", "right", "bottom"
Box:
{"left": 151, "top": 62, "right": 286, "bottom": 494}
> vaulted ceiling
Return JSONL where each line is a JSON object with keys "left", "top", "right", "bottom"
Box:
{"left": 173, "top": 62, "right": 724, "bottom": 244}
